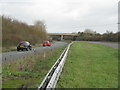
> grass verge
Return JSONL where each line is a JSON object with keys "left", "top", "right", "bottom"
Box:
{"left": 2, "top": 41, "right": 55, "bottom": 53}
{"left": 57, "top": 42, "right": 118, "bottom": 88}
{"left": 2, "top": 44, "right": 41, "bottom": 53}
{"left": 3, "top": 45, "right": 66, "bottom": 88}
{"left": 2, "top": 47, "right": 17, "bottom": 53}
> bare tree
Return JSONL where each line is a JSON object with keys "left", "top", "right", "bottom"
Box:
{"left": 84, "top": 29, "right": 96, "bottom": 34}
{"left": 34, "top": 20, "right": 46, "bottom": 32}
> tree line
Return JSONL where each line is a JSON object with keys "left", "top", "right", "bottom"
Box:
{"left": 63, "top": 29, "right": 119, "bottom": 42}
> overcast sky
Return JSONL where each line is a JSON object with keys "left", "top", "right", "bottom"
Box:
{"left": 0, "top": 0, "right": 119, "bottom": 34}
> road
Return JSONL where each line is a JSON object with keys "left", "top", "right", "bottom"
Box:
{"left": 1, "top": 41, "right": 67, "bottom": 63}
{"left": 81, "top": 41, "right": 119, "bottom": 49}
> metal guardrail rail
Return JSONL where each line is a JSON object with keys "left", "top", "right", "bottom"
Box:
{"left": 38, "top": 42, "right": 73, "bottom": 90}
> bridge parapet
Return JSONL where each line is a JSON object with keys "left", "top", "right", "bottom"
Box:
{"left": 48, "top": 33, "right": 78, "bottom": 36}
{"left": 48, "top": 33, "right": 78, "bottom": 40}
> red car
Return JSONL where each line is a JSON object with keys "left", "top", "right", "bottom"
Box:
{"left": 43, "top": 41, "right": 51, "bottom": 46}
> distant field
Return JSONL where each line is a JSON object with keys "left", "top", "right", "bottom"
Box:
{"left": 57, "top": 42, "right": 118, "bottom": 88}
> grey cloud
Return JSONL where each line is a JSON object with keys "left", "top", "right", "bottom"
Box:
{"left": 1, "top": 0, "right": 118, "bottom": 34}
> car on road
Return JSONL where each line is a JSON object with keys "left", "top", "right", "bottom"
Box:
{"left": 43, "top": 41, "right": 51, "bottom": 46}
{"left": 17, "top": 41, "right": 32, "bottom": 51}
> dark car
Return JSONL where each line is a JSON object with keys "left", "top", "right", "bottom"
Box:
{"left": 43, "top": 41, "right": 51, "bottom": 46}
{"left": 17, "top": 41, "right": 32, "bottom": 51}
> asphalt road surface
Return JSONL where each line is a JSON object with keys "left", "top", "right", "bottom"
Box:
{"left": 1, "top": 41, "right": 67, "bottom": 63}
{"left": 81, "top": 41, "right": 119, "bottom": 49}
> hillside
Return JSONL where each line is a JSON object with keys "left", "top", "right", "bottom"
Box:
{"left": 2, "top": 16, "right": 47, "bottom": 48}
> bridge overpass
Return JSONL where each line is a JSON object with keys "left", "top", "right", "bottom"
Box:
{"left": 48, "top": 33, "right": 78, "bottom": 40}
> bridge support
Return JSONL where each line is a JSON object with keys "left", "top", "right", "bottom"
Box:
{"left": 61, "top": 35, "right": 63, "bottom": 40}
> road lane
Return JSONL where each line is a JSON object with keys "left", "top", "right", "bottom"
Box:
{"left": 81, "top": 41, "right": 119, "bottom": 49}
{"left": 1, "top": 41, "right": 67, "bottom": 63}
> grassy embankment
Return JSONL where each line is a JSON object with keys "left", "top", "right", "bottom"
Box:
{"left": 3, "top": 45, "right": 67, "bottom": 88}
{"left": 57, "top": 42, "right": 118, "bottom": 88}
{"left": 2, "top": 16, "right": 47, "bottom": 52}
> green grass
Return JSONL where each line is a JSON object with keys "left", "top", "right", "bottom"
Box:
{"left": 57, "top": 42, "right": 118, "bottom": 88}
{"left": 3, "top": 45, "right": 66, "bottom": 88}
{"left": 2, "top": 47, "right": 17, "bottom": 53}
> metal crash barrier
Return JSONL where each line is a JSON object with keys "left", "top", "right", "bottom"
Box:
{"left": 38, "top": 42, "right": 73, "bottom": 90}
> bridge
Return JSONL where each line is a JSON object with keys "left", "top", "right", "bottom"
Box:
{"left": 48, "top": 33, "right": 78, "bottom": 40}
